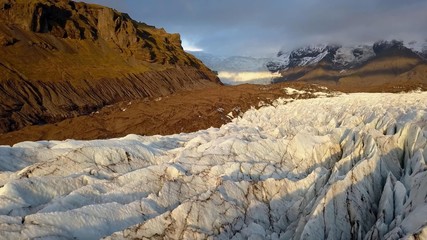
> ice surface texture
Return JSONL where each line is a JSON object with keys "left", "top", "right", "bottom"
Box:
{"left": 1, "top": 91, "right": 427, "bottom": 239}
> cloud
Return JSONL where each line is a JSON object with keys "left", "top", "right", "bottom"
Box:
{"left": 181, "top": 39, "right": 203, "bottom": 52}
{"left": 83, "top": 0, "right": 427, "bottom": 57}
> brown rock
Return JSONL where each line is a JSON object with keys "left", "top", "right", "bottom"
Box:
{"left": 0, "top": 0, "right": 220, "bottom": 134}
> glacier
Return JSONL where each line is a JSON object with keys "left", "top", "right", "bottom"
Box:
{"left": 0, "top": 91, "right": 427, "bottom": 239}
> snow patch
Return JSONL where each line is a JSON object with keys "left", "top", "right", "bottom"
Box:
{"left": 283, "top": 87, "right": 307, "bottom": 95}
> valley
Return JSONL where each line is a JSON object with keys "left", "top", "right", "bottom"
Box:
{"left": 0, "top": 0, "right": 426, "bottom": 239}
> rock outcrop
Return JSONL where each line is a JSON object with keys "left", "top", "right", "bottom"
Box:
{"left": 0, "top": 0, "right": 220, "bottom": 133}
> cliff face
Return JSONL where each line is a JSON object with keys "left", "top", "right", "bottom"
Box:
{"left": 0, "top": 0, "right": 220, "bottom": 133}
{"left": 0, "top": 0, "right": 206, "bottom": 65}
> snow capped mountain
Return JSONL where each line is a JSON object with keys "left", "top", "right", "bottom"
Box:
{"left": 188, "top": 51, "right": 286, "bottom": 85}
{"left": 189, "top": 51, "right": 280, "bottom": 72}
{"left": 267, "top": 44, "right": 339, "bottom": 72}
{"left": 268, "top": 40, "right": 427, "bottom": 72}
{"left": 1, "top": 90, "right": 427, "bottom": 239}
{"left": 405, "top": 40, "right": 427, "bottom": 56}
{"left": 287, "top": 44, "right": 335, "bottom": 67}
{"left": 189, "top": 40, "right": 427, "bottom": 85}
{"left": 407, "top": 40, "right": 427, "bottom": 60}
{"left": 333, "top": 45, "right": 375, "bottom": 66}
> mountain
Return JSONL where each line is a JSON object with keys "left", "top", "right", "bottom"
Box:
{"left": 189, "top": 51, "right": 284, "bottom": 84}
{"left": 268, "top": 40, "right": 427, "bottom": 71}
{"left": 269, "top": 40, "right": 427, "bottom": 91}
{"left": 1, "top": 90, "right": 426, "bottom": 239}
{"left": 406, "top": 40, "right": 427, "bottom": 59}
{"left": 0, "top": 0, "right": 220, "bottom": 134}
{"left": 189, "top": 51, "right": 279, "bottom": 72}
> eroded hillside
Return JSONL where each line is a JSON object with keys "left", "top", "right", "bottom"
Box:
{"left": 0, "top": 0, "right": 220, "bottom": 133}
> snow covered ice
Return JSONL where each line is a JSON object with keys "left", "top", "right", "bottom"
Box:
{"left": 1, "top": 91, "right": 427, "bottom": 239}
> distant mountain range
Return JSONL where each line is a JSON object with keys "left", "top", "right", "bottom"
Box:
{"left": 188, "top": 40, "right": 427, "bottom": 87}
{"left": 188, "top": 51, "right": 278, "bottom": 72}
{"left": 267, "top": 40, "right": 427, "bottom": 72}
{"left": 266, "top": 40, "right": 427, "bottom": 91}
{"left": 188, "top": 51, "right": 283, "bottom": 85}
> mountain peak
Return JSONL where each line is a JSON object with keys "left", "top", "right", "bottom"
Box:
{"left": 0, "top": 0, "right": 196, "bottom": 65}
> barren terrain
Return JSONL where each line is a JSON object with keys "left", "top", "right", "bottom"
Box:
{"left": 1, "top": 82, "right": 426, "bottom": 146}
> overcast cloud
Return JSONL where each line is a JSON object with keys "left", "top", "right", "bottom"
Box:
{"left": 84, "top": 0, "right": 427, "bottom": 57}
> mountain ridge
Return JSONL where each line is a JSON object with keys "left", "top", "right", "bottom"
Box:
{"left": 268, "top": 40, "right": 427, "bottom": 72}
{"left": 0, "top": 0, "right": 220, "bottom": 133}
{"left": 269, "top": 40, "right": 427, "bottom": 91}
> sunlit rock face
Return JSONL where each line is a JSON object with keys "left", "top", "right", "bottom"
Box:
{"left": 0, "top": 91, "right": 427, "bottom": 239}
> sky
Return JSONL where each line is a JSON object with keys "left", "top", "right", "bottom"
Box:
{"left": 83, "top": 0, "right": 427, "bottom": 57}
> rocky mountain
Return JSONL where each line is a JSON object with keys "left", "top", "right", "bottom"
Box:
{"left": 0, "top": 0, "right": 220, "bottom": 133}
{"left": 406, "top": 40, "right": 427, "bottom": 59}
{"left": 268, "top": 40, "right": 427, "bottom": 72}
{"left": 268, "top": 40, "right": 427, "bottom": 91}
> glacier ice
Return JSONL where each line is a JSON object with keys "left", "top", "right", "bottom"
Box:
{"left": 0, "top": 91, "right": 427, "bottom": 239}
